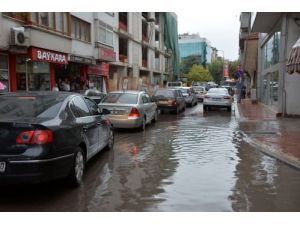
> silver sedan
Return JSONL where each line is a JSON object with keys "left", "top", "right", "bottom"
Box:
{"left": 98, "top": 90, "right": 158, "bottom": 130}
{"left": 203, "top": 88, "right": 233, "bottom": 111}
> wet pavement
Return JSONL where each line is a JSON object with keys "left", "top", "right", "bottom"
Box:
{"left": 1, "top": 103, "right": 300, "bottom": 211}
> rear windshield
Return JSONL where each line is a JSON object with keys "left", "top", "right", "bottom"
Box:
{"left": 154, "top": 90, "right": 175, "bottom": 98}
{"left": 0, "top": 95, "right": 64, "bottom": 118}
{"left": 208, "top": 88, "right": 228, "bottom": 94}
{"left": 102, "top": 93, "right": 138, "bottom": 104}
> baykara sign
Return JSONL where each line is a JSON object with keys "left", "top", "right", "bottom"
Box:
{"left": 30, "top": 47, "right": 68, "bottom": 64}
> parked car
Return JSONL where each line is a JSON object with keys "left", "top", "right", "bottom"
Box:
{"left": 192, "top": 86, "right": 207, "bottom": 102}
{"left": 175, "top": 87, "right": 198, "bottom": 107}
{"left": 166, "top": 81, "right": 183, "bottom": 88}
{"left": 98, "top": 90, "right": 158, "bottom": 131}
{"left": 153, "top": 89, "right": 186, "bottom": 114}
{"left": 84, "top": 89, "right": 106, "bottom": 104}
{"left": 0, "top": 92, "right": 114, "bottom": 186}
{"left": 203, "top": 88, "right": 233, "bottom": 111}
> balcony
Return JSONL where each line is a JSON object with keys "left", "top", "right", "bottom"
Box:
{"left": 142, "top": 59, "right": 148, "bottom": 68}
{"left": 119, "top": 54, "right": 128, "bottom": 63}
{"left": 119, "top": 21, "right": 128, "bottom": 32}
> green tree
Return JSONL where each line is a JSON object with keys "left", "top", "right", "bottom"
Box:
{"left": 228, "top": 60, "right": 240, "bottom": 79}
{"left": 188, "top": 64, "right": 212, "bottom": 83}
{"left": 180, "top": 55, "right": 202, "bottom": 75}
{"left": 208, "top": 60, "right": 223, "bottom": 85}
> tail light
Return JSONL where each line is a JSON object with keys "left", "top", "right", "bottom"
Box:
{"left": 224, "top": 96, "right": 231, "bottom": 99}
{"left": 16, "top": 130, "right": 53, "bottom": 145}
{"left": 171, "top": 100, "right": 177, "bottom": 106}
{"left": 129, "top": 107, "right": 140, "bottom": 118}
{"left": 204, "top": 95, "right": 210, "bottom": 98}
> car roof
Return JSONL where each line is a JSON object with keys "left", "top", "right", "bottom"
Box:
{"left": 108, "top": 90, "right": 144, "bottom": 94}
{"left": 0, "top": 91, "right": 76, "bottom": 98}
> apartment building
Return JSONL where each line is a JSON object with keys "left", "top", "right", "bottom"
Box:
{"left": 0, "top": 12, "right": 179, "bottom": 94}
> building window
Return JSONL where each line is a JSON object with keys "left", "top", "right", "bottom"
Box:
{"left": 99, "top": 24, "right": 114, "bottom": 47}
{"left": 71, "top": 16, "right": 91, "bottom": 42}
{"left": 3, "top": 12, "right": 27, "bottom": 21}
{"left": 29, "top": 12, "right": 69, "bottom": 35}
{"left": 0, "top": 54, "right": 9, "bottom": 92}
{"left": 262, "top": 32, "right": 281, "bottom": 69}
{"left": 39, "top": 12, "right": 48, "bottom": 26}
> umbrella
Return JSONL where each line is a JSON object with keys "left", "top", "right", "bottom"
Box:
{"left": 286, "top": 37, "right": 300, "bottom": 74}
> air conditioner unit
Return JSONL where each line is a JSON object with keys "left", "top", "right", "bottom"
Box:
{"left": 10, "top": 27, "right": 29, "bottom": 46}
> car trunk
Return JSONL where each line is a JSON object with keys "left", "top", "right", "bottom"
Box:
{"left": 99, "top": 104, "right": 133, "bottom": 116}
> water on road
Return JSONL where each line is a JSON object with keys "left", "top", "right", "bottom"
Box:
{"left": 1, "top": 104, "right": 300, "bottom": 211}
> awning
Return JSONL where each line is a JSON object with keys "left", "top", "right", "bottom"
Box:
{"left": 286, "top": 37, "right": 300, "bottom": 74}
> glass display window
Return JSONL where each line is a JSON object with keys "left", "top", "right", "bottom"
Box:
{"left": 0, "top": 54, "right": 9, "bottom": 92}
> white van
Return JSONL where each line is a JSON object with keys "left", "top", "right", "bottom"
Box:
{"left": 166, "top": 81, "right": 183, "bottom": 88}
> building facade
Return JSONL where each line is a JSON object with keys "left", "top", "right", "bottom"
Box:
{"left": 178, "top": 33, "right": 212, "bottom": 66}
{"left": 239, "top": 12, "right": 259, "bottom": 98}
{"left": 251, "top": 12, "right": 300, "bottom": 116}
{"left": 0, "top": 12, "right": 179, "bottom": 94}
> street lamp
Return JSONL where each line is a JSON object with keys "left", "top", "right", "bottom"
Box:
{"left": 25, "top": 58, "right": 31, "bottom": 91}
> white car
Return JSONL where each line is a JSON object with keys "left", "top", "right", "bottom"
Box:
{"left": 203, "top": 88, "right": 233, "bottom": 111}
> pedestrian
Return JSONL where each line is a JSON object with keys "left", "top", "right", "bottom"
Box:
{"left": 52, "top": 83, "right": 59, "bottom": 92}
{"left": 235, "top": 65, "right": 245, "bottom": 103}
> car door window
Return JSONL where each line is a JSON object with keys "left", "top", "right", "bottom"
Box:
{"left": 70, "top": 96, "right": 90, "bottom": 117}
{"left": 84, "top": 97, "right": 100, "bottom": 116}
{"left": 142, "top": 94, "right": 149, "bottom": 104}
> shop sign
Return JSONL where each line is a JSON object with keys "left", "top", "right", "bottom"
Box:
{"left": 88, "top": 63, "right": 109, "bottom": 76}
{"left": 70, "top": 55, "right": 95, "bottom": 65}
{"left": 30, "top": 47, "right": 68, "bottom": 65}
{"left": 99, "top": 47, "right": 116, "bottom": 61}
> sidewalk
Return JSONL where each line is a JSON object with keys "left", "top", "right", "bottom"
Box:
{"left": 236, "top": 99, "right": 300, "bottom": 169}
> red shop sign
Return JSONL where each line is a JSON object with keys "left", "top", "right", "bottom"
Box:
{"left": 88, "top": 63, "right": 109, "bottom": 76}
{"left": 99, "top": 47, "right": 116, "bottom": 61}
{"left": 29, "top": 47, "right": 68, "bottom": 65}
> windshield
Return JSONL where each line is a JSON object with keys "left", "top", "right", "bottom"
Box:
{"left": 0, "top": 95, "right": 64, "bottom": 118}
{"left": 102, "top": 93, "right": 138, "bottom": 104}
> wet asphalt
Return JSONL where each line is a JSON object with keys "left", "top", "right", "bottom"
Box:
{"left": 1, "top": 103, "right": 300, "bottom": 211}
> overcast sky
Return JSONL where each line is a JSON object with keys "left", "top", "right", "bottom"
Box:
{"left": 176, "top": 11, "right": 240, "bottom": 61}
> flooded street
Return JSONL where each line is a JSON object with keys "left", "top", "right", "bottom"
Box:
{"left": 1, "top": 104, "right": 300, "bottom": 211}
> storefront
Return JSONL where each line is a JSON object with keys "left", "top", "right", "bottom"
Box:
{"left": 87, "top": 63, "right": 109, "bottom": 92}
{"left": 0, "top": 53, "right": 9, "bottom": 92}
{"left": 54, "top": 54, "right": 96, "bottom": 92}
{"left": 12, "top": 47, "right": 68, "bottom": 91}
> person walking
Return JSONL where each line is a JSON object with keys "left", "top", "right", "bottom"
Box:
{"left": 236, "top": 65, "right": 245, "bottom": 103}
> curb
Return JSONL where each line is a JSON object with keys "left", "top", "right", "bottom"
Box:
{"left": 245, "top": 137, "right": 300, "bottom": 170}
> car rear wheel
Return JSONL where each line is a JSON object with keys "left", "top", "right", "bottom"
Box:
{"left": 227, "top": 106, "right": 232, "bottom": 112}
{"left": 68, "top": 147, "right": 85, "bottom": 187}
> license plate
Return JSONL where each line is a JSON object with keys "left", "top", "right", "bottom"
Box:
{"left": 212, "top": 98, "right": 221, "bottom": 101}
{"left": 0, "top": 162, "right": 6, "bottom": 173}
{"left": 159, "top": 101, "right": 168, "bottom": 105}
